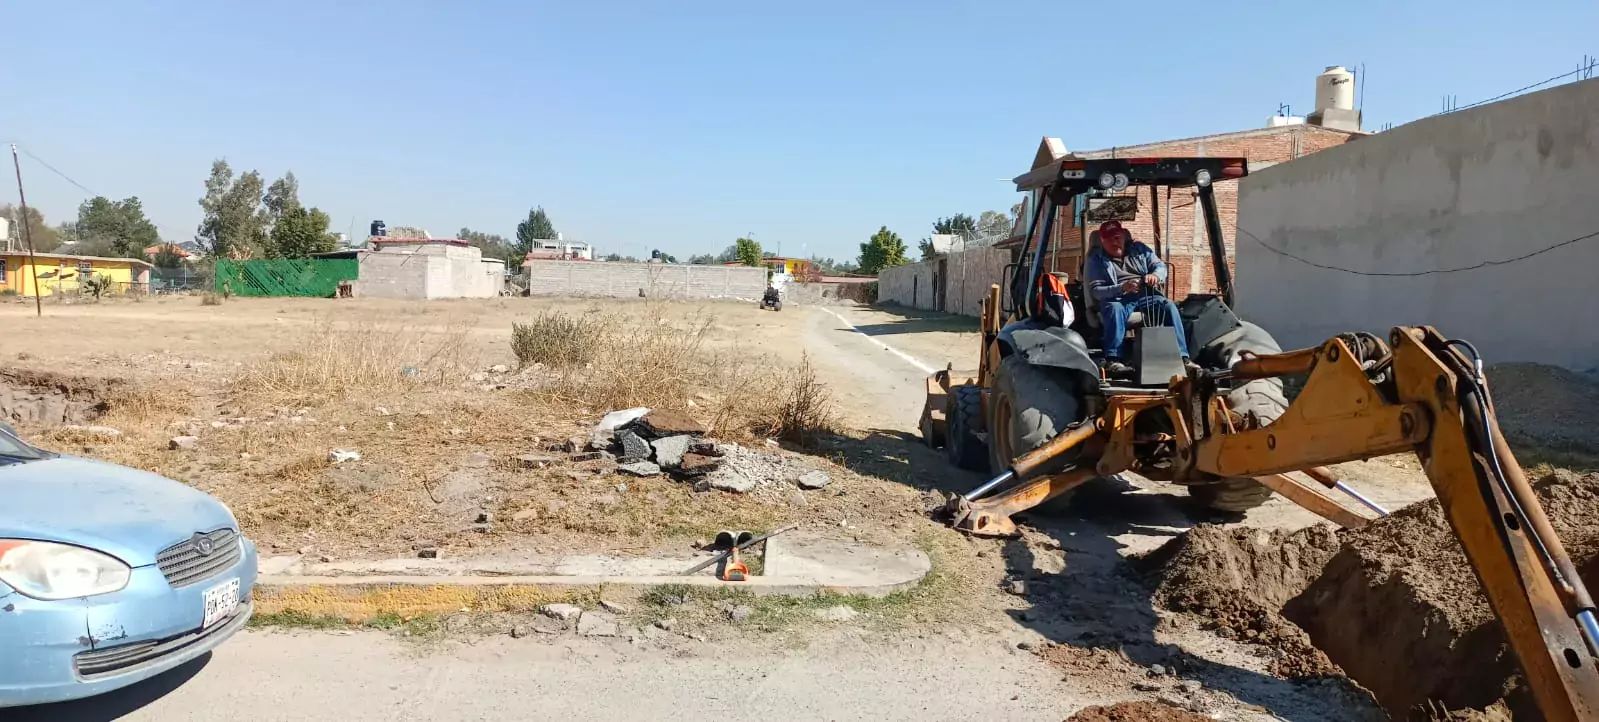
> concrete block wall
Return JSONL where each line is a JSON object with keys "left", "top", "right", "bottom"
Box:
{"left": 1236, "top": 77, "right": 1599, "bottom": 370}
{"left": 525, "top": 261, "right": 767, "bottom": 299}
{"left": 877, "top": 261, "right": 936, "bottom": 310}
{"left": 356, "top": 252, "right": 438, "bottom": 299}
{"left": 877, "top": 245, "right": 1011, "bottom": 316}
{"left": 355, "top": 244, "right": 501, "bottom": 300}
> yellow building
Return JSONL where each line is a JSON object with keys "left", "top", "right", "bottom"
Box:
{"left": 0, "top": 251, "right": 154, "bottom": 297}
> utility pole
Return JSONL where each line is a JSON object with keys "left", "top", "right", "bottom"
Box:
{"left": 10, "top": 144, "right": 42, "bottom": 318}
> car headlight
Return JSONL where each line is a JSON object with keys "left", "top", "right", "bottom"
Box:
{"left": 0, "top": 540, "right": 131, "bottom": 600}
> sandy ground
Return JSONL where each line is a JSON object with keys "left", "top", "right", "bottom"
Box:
{"left": 0, "top": 296, "right": 1437, "bottom": 720}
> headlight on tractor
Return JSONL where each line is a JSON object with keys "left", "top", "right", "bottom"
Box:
{"left": 0, "top": 540, "right": 132, "bottom": 600}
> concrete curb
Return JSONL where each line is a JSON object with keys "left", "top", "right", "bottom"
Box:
{"left": 253, "top": 535, "right": 931, "bottom": 619}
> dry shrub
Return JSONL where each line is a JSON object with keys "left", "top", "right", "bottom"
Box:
{"left": 236, "top": 319, "right": 471, "bottom": 401}
{"left": 104, "top": 386, "right": 192, "bottom": 424}
{"left": 200, "top": 292, "right": 223, "bottom": 306}
{"left": 511, "top": 311, "right": 609, "bottom": 368}
{"left": 761, "top": 354, "right": 838, "bottom": 446}
{"left": 528, "top": 306, "right": 716, "bottom": 412}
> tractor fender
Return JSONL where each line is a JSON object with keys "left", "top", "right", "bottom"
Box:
{"left": 996, "top": 319, "right": 1101, "bottom": 380}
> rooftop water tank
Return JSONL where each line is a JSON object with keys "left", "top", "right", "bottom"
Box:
{"left": 1315, "top": 66, "right": 1356, "bottom": 114}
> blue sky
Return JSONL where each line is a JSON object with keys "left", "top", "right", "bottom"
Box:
{"left": 7, "top": 1, "right": 1597, "bottom": 262}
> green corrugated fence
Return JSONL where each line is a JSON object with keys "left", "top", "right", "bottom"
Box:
{"left": 214, "top": 259, "right": 358, "bottom": 297}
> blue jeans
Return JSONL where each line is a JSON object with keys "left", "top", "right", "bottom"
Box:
{"left": 1101, "top": 295, "right": 1189, "bottom": 360}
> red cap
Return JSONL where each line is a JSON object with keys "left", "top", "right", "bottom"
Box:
{"left": 1099, "top": 220, "right": 1123, "bottom": 234}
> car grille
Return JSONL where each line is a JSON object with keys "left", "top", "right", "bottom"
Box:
{"left": 156, "top": 528, "right": 241, "bottom": 588}
{"left": 74, "top": 601, "right": 251, "bottom": 679}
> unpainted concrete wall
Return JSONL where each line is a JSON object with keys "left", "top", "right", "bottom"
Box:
{"left": 1236, "top": 78, "right": 1599, "bottom": 370}
{"left": 877, "top": 245, "right": 1012, "bottom": 316}
{"left": 525, "top": 261, "right": 768, "bottom": 299}
{"left": 356, "top": 244, "right": 502, "bottom": 300}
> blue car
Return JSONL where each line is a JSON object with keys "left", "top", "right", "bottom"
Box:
{"left": 0, "top": 422, "right": 258, "bottom": 707}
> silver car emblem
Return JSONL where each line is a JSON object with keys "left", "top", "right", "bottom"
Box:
{"left": 194, "top": 535, "right": 215, "bottom": 556}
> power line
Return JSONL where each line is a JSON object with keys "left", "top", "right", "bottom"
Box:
{"left": 1431, "top": 64, "right": 1591, "bottom": 119}
{"left": 13, "top": 145, "right": 99, "bottom": 197}
{"left": 1236, "top": 225, "right": 1599, "bottom": 277}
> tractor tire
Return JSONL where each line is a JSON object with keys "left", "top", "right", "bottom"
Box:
{"left": 1185, "top": 323, "right": 1289, "bottom": 513}
{"left": 989, "top": 355, "right": 1085, "bottom": 507}
{"left": 945, "top": 385, "right": 988, "bottom": 471}
{"left": 774, "top": 300, "right": 782, "bottom": 311}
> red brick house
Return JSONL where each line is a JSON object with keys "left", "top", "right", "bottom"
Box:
{"left": 1002, "top": 123, "right": 1364, "bottom": 297}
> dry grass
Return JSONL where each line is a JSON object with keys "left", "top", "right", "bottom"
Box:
{"left": 234, "top": 319, "right": 474, "bottom": 402}
{"left": 761, "top": 354, "right": 839, "bottom": 447}
{"left": 510, "top": 311, "right": 609, "bottom": 368}
{"left": 201, "top": 291, "right": 223, "bottom": 306}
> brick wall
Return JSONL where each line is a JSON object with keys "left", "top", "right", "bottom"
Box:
{"left": 524, "top": 260, "right": 767, "bottom": 300}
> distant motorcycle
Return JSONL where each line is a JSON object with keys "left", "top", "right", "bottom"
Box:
{"left": 759, "top": 288, "right": 783, "bottom": 311}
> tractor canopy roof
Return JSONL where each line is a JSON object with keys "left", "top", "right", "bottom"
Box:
{"left": 1013, "top": 156, "right": 1248, "bottom": 195}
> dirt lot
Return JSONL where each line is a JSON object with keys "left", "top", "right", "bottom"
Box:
{"left": 13, "top": 294, "right": 1594, "bottom": 720}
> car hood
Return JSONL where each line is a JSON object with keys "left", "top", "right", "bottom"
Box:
{"left": 0, "top": 457, "right": 236, "bottom": 567}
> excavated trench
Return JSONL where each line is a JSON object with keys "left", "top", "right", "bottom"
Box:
{"left": 0, "top": 369, "right": 113, "bottom": 424}
{"left": 1142, "top": 471, "right": 1599, "bottom": 721}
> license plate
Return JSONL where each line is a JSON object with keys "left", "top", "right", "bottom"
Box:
{"left": 202, "top": 578, "right": 241, "bottom": 628}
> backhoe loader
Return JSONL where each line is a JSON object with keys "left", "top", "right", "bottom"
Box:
{"left": 921, "top": 155, "right": 1599, "bottom": 719}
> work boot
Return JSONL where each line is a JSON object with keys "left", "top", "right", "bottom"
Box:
{"left": 1104, "top": 359, "right": 1134, "bottom": 376}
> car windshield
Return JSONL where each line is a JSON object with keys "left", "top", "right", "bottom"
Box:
{"left": 0, "top": 428, "right": 45, "bottom": 462}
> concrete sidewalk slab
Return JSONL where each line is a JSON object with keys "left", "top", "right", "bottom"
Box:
{"left": 253, "top": 532, "right": 931, "bottom": 619}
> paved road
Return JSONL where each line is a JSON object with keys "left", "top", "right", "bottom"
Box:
{"left": 16, "top": 629, "right": 1090, "bottom": 721}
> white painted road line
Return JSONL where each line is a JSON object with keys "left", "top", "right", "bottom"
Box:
{"left": 818, "top": 307, "right": 937, "bottom": 375}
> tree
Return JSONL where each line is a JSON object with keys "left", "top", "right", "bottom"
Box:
{"left": 267, "top": 206, "right": 339, "bottom": 258}
{"left": 459, "top": 227, "right": 516, "bottom": 262}
{"left": 153, "top": 244, "right": 185, "bottom": 268}
{"left": 515, "top": 206, "right": 558, "bottom": 254}
{"left": 196, "top": 160, "right": 269, "bottom": 259}
{"left": 977, "top": 209, "right": 1012, "bottom": 241}
{"left": 687, "top": 253, "right": 717, "bottom": 265}
{"left": 734, "top": 237, "right": 762, "bottom": 267}
{"left": 1, "top": 204, "right": 62, "bottom": 252}
{"left": 651, "top": 249, "right": 678, "bottom": 263}
{"left": 858, "top": 226, "right": 908, "bottom": 275}
{"left": 933, "top": 213, "right": 978, "bottom": 237}
{"left": 263, "top": 172, "right": 300, "bottom": 222}
{"left": 715, "top": 245, "right": 740, "bottom": 263}
{"left": 75, "top": 196, "right": 161, "bottom": 259}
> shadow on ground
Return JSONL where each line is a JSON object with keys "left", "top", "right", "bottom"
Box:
{"left": 1001, "top": 481, "right": 1384, "bottom": 721}
{"left": 8, "top": 652, "right": 211, "bottom": 721}
{"left": 789, "top": 427, "right": 1382, "bottom": 721}
{"left": 846, "top": 304, "right": 980, "bottom": 337}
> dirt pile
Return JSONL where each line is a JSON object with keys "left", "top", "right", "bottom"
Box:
{"left": 1285, "top": 470, "right": 1599, "bottom": 720}
{"left": 1142, "top": 523, "right": 1343, "bottom": 678}
{"left": 1487, "top": 362, "right": 1599, "bottom": 454}
{"left": 1065, "top": 701, "right": 1212, "bottom": 722}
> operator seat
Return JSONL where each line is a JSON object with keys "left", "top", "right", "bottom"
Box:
{"left": 1081, "top": 230, "right": 1145, "bottom": 331}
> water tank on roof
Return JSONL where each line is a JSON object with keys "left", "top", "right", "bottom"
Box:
{"left": 1315, "top": 66, "right": 1355, "bottom": 114}
{"left": 370, "top": 220, "right": 387, "bottom": 237}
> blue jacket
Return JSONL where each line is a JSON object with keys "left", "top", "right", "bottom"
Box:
{"left": 1086, "top": 241, "right": 1167, "bottom": 303}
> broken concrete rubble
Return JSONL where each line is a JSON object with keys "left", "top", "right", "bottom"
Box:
{"left": 617, "top": 461, "right": 661, "bottom": 477}
{"left": 634, "top": 408, "right": 707, "bottom": 437}
{"left": 650, "top": 435, "right": 692, "bottom": 468}
{"left": 169, "top": 435, "right": 200, "bottom": 451}
{"left": 796, "top": 470, "right": 832, "bottom": 490}
{"left": 539, "top": 603, "right": 582, "bottom": 621}
{"left": 328, "top": 449, "right": 361, "bottom": 464}
{"left": 617, "top": 430, "right": 651, "bottom": 462}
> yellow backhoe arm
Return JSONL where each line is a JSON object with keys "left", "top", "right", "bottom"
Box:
{"left": 1196, "top": 327, "right": 1599, "bottom": 722}
{"left": 947, "top": 326, "right": 1599, "bottom": 720}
